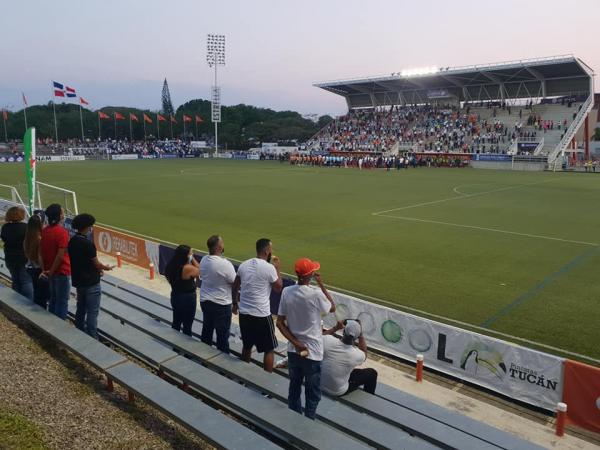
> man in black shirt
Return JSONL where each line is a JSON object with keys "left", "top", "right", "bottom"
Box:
{"left": 1, "top": 206, "right": 33, "bottom": 300}
{"left": 68, "top": 214, "right": 114, "bottom": 338}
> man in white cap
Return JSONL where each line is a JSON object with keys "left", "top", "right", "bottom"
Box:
{"left": 276, "top": 257, "right": 336, "bottom": 419}
{"left": 321, "top": 319, "right": 378, "bottom": 396}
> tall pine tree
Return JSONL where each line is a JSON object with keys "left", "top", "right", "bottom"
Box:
{"left": 161, "top": 78, "right": 174, "bottom": 115}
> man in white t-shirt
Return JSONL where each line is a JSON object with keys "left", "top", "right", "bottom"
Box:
{"left": 276, "top": 258, "right": 335, "bottom": 419}
{"left": 232, "top": 238, "right": 282, "bottom": 372}
{"left": 199, "top": 235, "right": 236, "bottom": 353}
{"left": 321, "top": 320, "right": 378, "bottom": 396}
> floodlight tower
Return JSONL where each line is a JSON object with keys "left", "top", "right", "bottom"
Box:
{"left": 206, "top": 34, "right": 225, "bottom": 156}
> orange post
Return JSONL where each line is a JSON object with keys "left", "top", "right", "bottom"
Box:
{"left": 116, "top": 251, "right": 122, "bottom": 268}
{"left": 556, "top": 402, "right": 567, "bottom": 437}
{"left": 106, "top": 376, "right": 114, "bottom": 392}
{"left": 149, "top": 263, "right": 155, "bottom": 280}
{"left": 416, "top": 354, "right": 424, "bottom": 382}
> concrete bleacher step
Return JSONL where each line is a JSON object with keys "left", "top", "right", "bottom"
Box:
{"left": 95, "top": 275, "right": 545, "bottom": 449}
{"left": 372, "top": 384, "right": 544, "bottom": 450}
{"left": 67, "top": 303, "right": 371, "bottom": 449}
{"left": 93, "top": 292, "right": 438, "bottom": 449}
{"left": 0, "top": 285, "right": 278, "bottom": 450}
{"left": 107, "top": 362, "right": 281, "bottom": 450}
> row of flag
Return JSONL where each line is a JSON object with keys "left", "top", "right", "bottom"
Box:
{"left": 96, "top": 111, "right": 204, "bottom": 124}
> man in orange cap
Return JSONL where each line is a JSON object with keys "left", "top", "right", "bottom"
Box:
{"left": 276, "top": 257, "right": 336, "bottom": 419}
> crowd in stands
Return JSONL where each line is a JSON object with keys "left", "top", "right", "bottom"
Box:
{"left": 2, "top": 206, "right": 377, "bottom": 420}
{"left": 308, "top": 102, "right": 571, "bottom": 155}
{"left": 40, "top": 139, "right": 200, "bottom": 158}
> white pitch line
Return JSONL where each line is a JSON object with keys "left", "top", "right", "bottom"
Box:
{"left": 375, "top": 214, "right": 599, "bottom": 247}
{"left": 372, "top": 179, "right": 553, "bottom": 215}
{"left": 92, "top": 222, "right": 600, "bottom": 364}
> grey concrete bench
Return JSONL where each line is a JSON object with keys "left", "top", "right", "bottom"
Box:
{"left": 71, "top": 303, "right": 368, "bottom": 449}
{"left": 0, "top": 285, "right": 280, "bottom": 450}
{"left": 94, "top": 292, "right": 440, "bottom": 449}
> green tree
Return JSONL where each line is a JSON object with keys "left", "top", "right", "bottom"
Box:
{"left": 161, "top": 79, "right": 174, "bottom": 116}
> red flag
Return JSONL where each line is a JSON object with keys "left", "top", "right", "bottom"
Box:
{"left": 98, "top": 111, "right": 110, "bottom": 119}
{"left": 195, "top": 115, "right": 203, "bottom": 124}
{"left": 22, "top": 93, "right": 28, "bottom": 107}
{"left": 143, "top": 113, "right": 153, "bottom": 124}
{"left": 79, "top": 97, "right": 89, "bottom": 105}
{"left": 114, "top": 112, "right": 125, "bottom": 120}
{"left": 157, "top": 114, "right": 166, "bottom": 122}
{"left": 129, "top": 113, "right": 139, "bottom": 122}
{"left": 170, "top": 115, "right": 177, "bottom": 124}
{"left": 183, "top": 114, "right": 192, "bottom": 123}
{"left": 2, "top": 110, "right": 7, "bottom": 121}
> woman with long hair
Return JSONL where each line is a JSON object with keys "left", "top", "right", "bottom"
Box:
{"left": 165, "top": 244, "right": 199, "bottom": 336}
{"left": 23, "top": 214, "right": 50, "bottom": 308}
{"left": 1, "top": 206, "right": 33, "bottom": 299}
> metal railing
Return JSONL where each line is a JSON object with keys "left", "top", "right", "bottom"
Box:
{"left": 547, "top": 95, "right": 594, "bottom": 165}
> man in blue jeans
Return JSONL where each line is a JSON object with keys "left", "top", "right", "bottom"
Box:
{"left": 68, "top": 213, "right": 114, "bottom": 338}
{"left": 277, "top": 258, "right": 335, "bottom": 419}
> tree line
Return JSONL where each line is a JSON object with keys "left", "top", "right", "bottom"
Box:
{"left": 2, "top": 99, "right": 334, "bottom": 149}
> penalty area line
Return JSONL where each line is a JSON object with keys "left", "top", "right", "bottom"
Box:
{"left": 374, "top": 214, "right": 599, "bottom": 247}
{"left": 372, "top": 179, "right": 554, "bottom": 215}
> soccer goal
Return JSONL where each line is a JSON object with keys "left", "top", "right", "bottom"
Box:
{"left": 35, "top": 182, "right": 79, "bottom": 216}
{"left": 0, "top": 184, "right": 28, "bottom": 220}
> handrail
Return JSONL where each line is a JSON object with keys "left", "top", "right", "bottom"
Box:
{"left": 533, "top": 138, "right": 545, "bottom": 155}
{"left": 547, "top": 95, "right": 593, "bottom": 164}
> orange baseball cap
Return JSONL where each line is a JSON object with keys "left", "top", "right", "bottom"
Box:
{"left": 295, "top": 257, "right": 320, "bottom": 277}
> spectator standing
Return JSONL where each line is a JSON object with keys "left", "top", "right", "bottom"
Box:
{"left": 1, "top": 206, "right": 33, "bottom": 300}
{"left": 68, "top": 214, "right": 114, "bottom": 339}
{"left": 40, "top": 204, "right": 71, "bottom": 319}
{"left": 23, "top": 214, "right": 50, "bottom": 308}
{"left": 321, "top": 320, "right": 378, "bottom": 396}
{"left": 165, "top": 245, "right": 199, "bottom": 335}
{"left": 199, "top": 235, "right": 236, "bottom": 353}
{"left": 233, "top": 238, "right": 282, "bottom": 372}
{"left": 276, "top": 258, "right": 335, "bottom": 419}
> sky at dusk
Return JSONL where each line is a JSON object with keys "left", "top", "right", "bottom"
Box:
{"left": 1, "top": 0, "right": 599, "bottom": 116}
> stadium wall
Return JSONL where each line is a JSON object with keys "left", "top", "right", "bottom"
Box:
{"left": 90, "top": 222, "right": 600, "bottom": 428}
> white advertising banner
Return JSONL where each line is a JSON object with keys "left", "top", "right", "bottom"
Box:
{"left": 324, "top": 291, "right": 564, "bottom": 411}
{"left": 37, "top": 155, "right": 85, "bottom": 162}
{"left": 111, "top": 154, "right": 139, "bottom": 160}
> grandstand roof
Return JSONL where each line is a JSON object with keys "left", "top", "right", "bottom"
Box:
{"left": 315, "top": 55, "right": 595, "bottom": 109}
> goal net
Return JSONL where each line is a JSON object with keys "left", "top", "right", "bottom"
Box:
{"left": 35, "top": 182, "right": 79, "bottom": 217}
{"left": 0, "top": 184, "right": 28, "bottom": 222}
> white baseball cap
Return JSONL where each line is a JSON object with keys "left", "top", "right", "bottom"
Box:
{"left": 343, "top": 320, "right": 362, "bottom": 339}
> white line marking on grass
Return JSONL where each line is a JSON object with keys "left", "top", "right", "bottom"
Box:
{"left": 375, "top": 214, "right": 599, "bottom": 247}
{"left": 372, "top": 179, "right": 553, "bottom": 215}
{"left": 96, "top": 222, "right": 600, "bottom": 365}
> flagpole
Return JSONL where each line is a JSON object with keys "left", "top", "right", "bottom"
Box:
{"left": 195, "top": 118, "right": 198, "bottom": 140}
{"left": 183, "top": 117, "right": 186, "bottom": 140}
{"left": 129, "top": 114, "right": 133, "bottom": 141}
{"left": 156, "top": 113, "right": 160, "bottom": 140}
{"left": 114, "top": 113, "right": 117, "bottom": 139}
{"left": 22, "top": 94, "right": 28, "bottom": 131}
{"left": 51, "top": 82, "right": 58, "bottom": 143}
{"left": 79, "top": 104, "right": 84, "bottom": 141}
{"left": 143, "top": 116, "right": 146, "bottom": 142}
{"left": 170, "top": 117, "right": 173, "bottom": 139}
{"left": 2, "top": 112, "right": 7, "bottom": 142}
{"left": 98, "top": 112, "right": 101, "bottom": 141}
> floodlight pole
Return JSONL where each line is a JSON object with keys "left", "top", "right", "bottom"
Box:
{"left": 207, "top": 34, "right": 225, "bottom": 158}
{"left": 214, "top": 61, "right": 218, "bottom": 157}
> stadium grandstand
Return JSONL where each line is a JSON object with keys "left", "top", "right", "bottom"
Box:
{"left": 310, "top": 55, "right": 597, "bottom": 167}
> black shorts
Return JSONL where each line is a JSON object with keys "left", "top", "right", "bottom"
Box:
{"left": 239, "top": 313, "right": 278, "bottom": 353}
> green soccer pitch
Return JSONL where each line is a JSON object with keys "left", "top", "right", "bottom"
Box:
{"left": 1, "top": 158, "right": 599, "bottom": 362}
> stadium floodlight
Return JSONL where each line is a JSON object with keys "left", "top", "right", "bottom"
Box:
{"left": 207, "top": 34, "right": 226, "bottom": 156}
{"left": 400, "top": 66, "right": 439, "bottom": 77}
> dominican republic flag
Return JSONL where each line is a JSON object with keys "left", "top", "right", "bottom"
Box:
{"left": 53, "top": 81, "right": 77, "bottom": 98}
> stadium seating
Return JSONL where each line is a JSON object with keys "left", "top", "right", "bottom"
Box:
{"left": 0, "top": 256, "right": 546, "bottom": 449}
{"left": 308, "top": 102, "right": 579, "bottom": 156}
